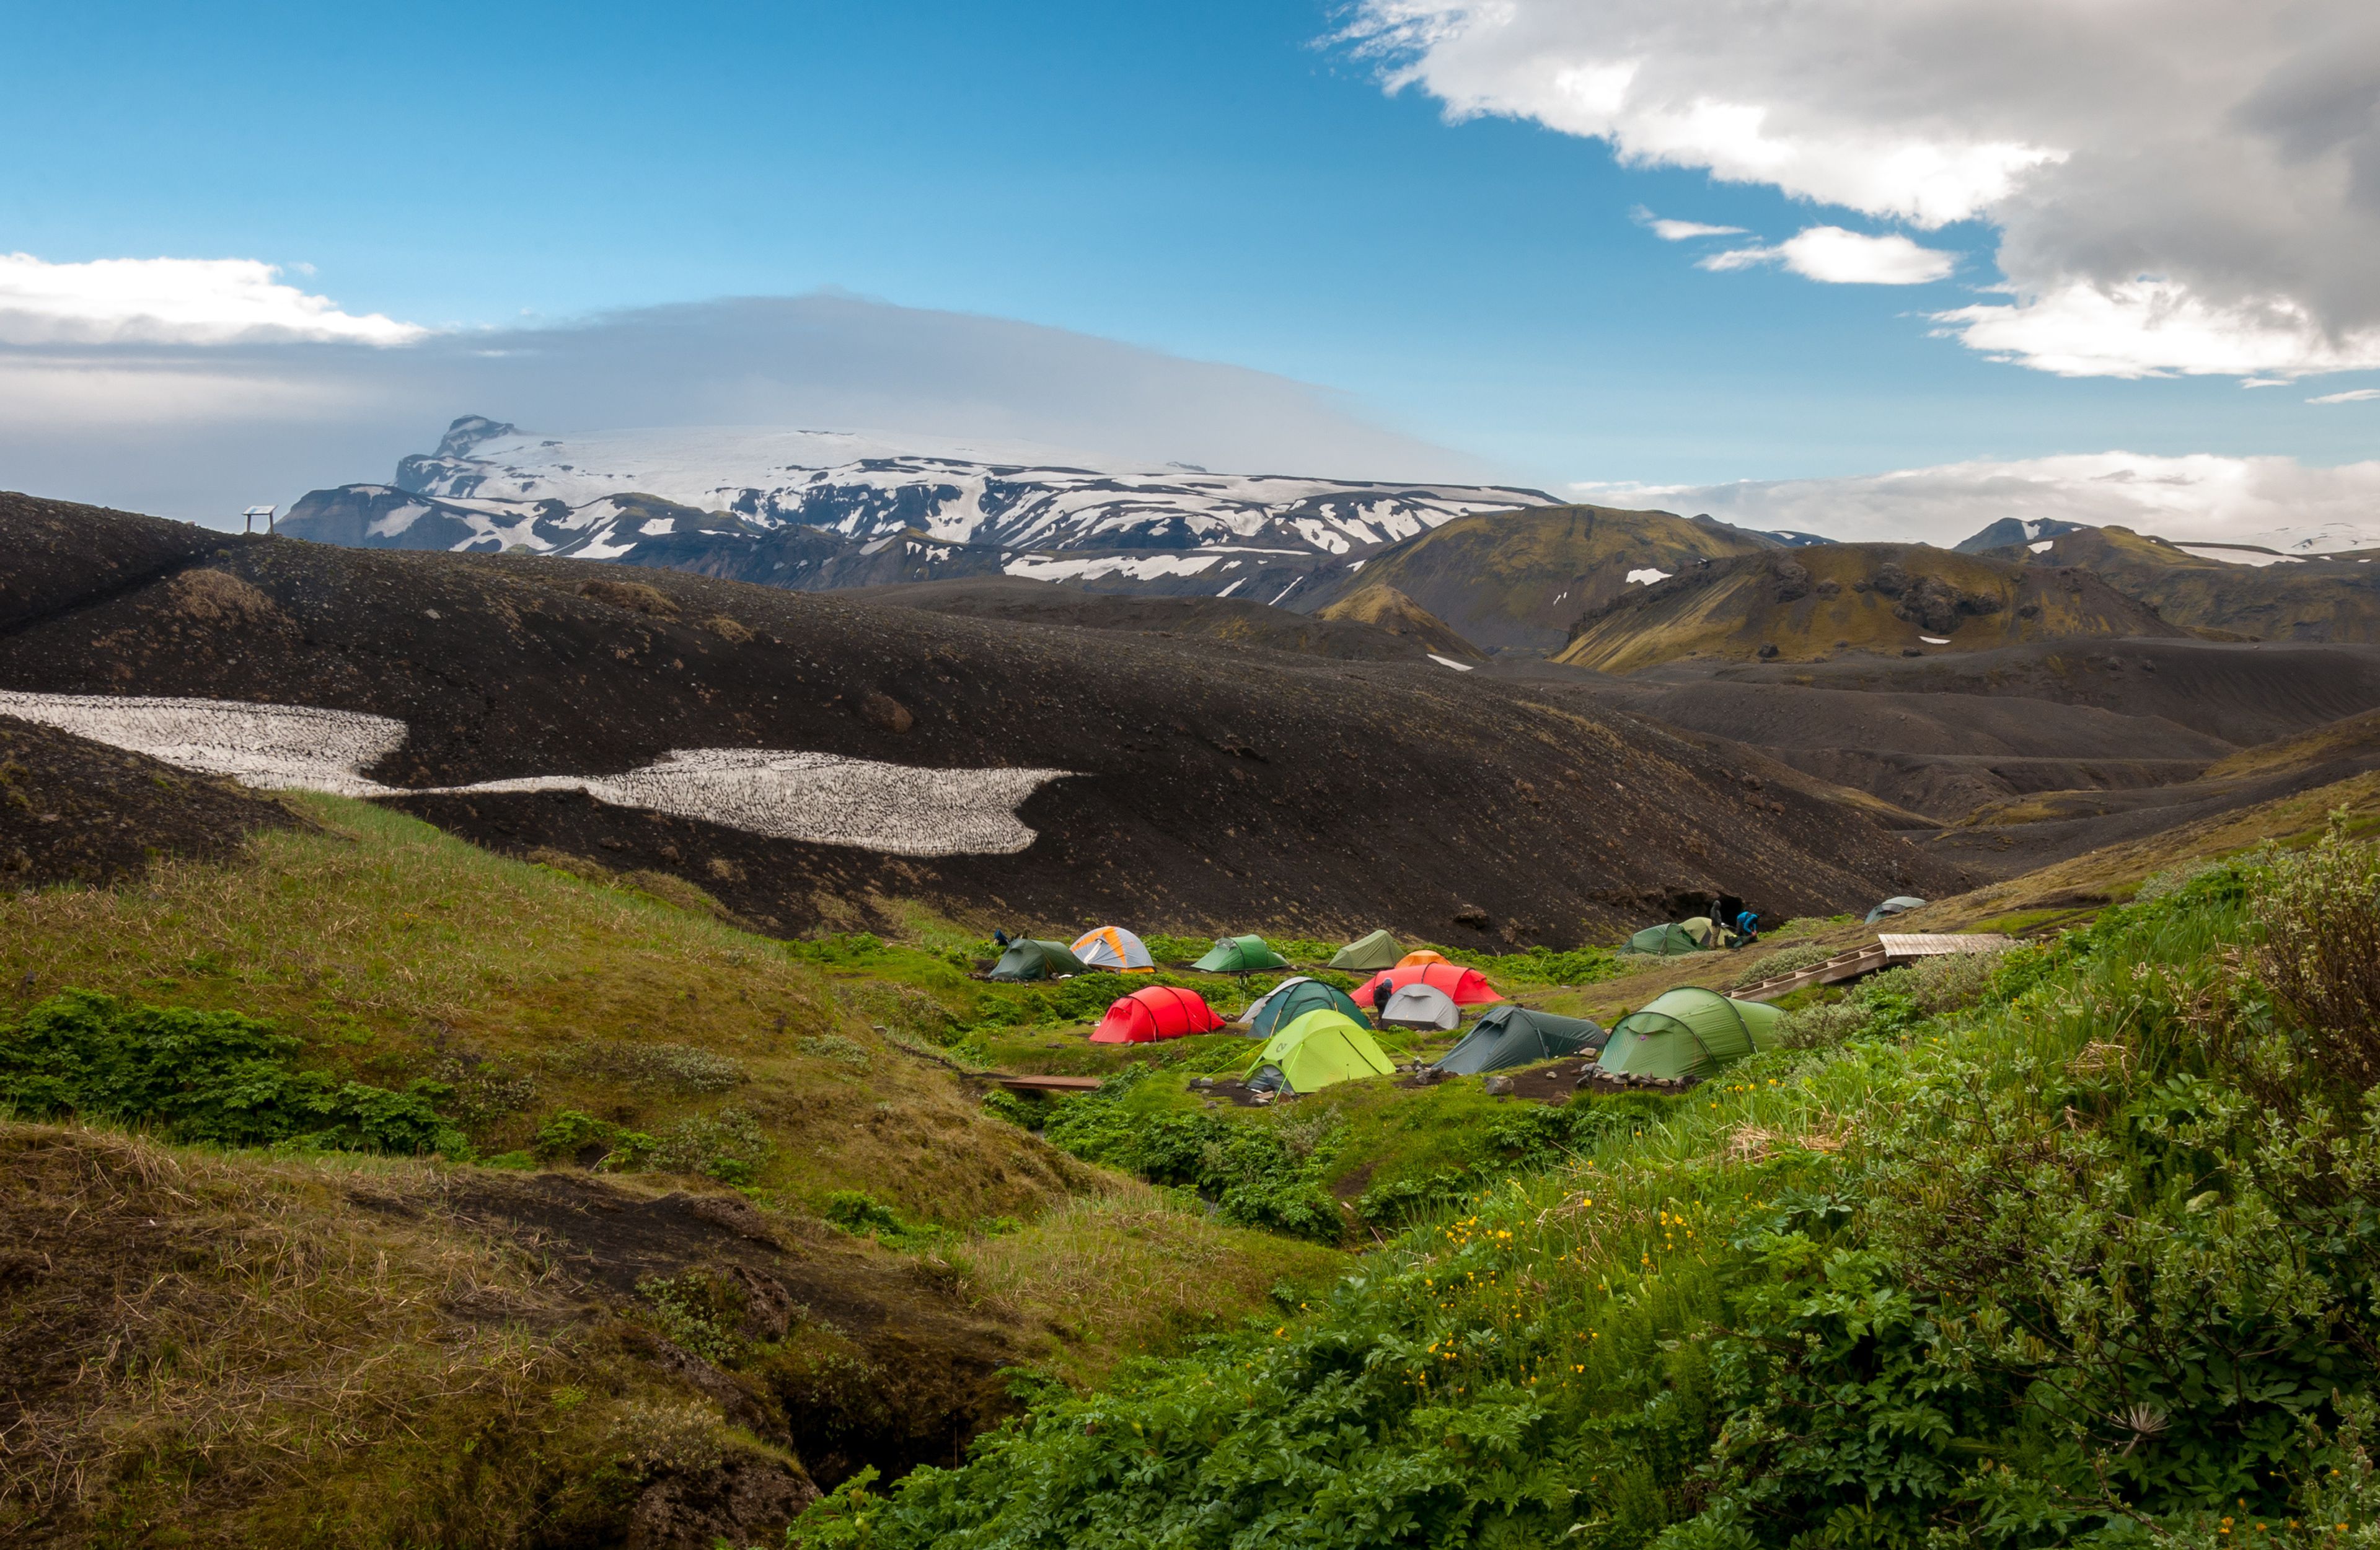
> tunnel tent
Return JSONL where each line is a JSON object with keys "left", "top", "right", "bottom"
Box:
{"left": 1626, "top": 922, "right": 1706, "bottom": 957}
{"left": 1242, "top": 976, "right": 1368, "bottom": 1041}
{"left": 1329, "top": 930, "right": 1403, "bottom": 972}
{"left": 1091, "top": 985, "right": 1225, "bottom": 1044}
{"left": 1244, "top": 1008, "right": 1397, "bottom": 1094}
{"left": 1866, "top": 896, "right": 1928, "bottom": 924}
{"left": 1395, "top": 949, "right": 1448, "bottom": 969}
{"left": 988, "top": 939, "right": 1088, "bottom": 982}
{"left": 1194, "top": 935, "right": 1291, "bottom": 974}
{"left": 1355, "top": 962, "right": 1501, "bottom": 1008}
{"left": 1378, "top": 982, "right": 1461, "bottom": 1031}
{"left": 1070, "top": 925, "right": 1155, "bottom": 974}
{"left": 1596, "top": 987, "right": 1782, "bottom": 1082}
{"left": 1432, "top": 1006, "right": 1607, "bottom": 1077}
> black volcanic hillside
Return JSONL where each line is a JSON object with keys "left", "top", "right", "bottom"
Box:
{"left": 0, "top": 491, "right": 1962, "bottom": 943}
{"left": 839, "top": 576, "right": 1467, "bottom": 662}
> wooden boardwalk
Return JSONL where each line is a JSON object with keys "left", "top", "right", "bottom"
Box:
{"left": 1733, "top": 932, "right": 2012, "bottom": 1003}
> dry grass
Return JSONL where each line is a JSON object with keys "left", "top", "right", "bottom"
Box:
{"left": 951, "top": 1192, "right": 1346, "bottom": 1383}
{"left": 0, "top": 1123, "right": 674, "bottom": 1546}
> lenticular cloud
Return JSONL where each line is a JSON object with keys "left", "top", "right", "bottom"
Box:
{"left": 0, "top": 692, "right": 1069, "bottom": 857}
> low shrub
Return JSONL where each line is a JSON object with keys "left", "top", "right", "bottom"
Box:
{"left": 553, "top": 1039, "right": 747, "bottom": 1093}
{"left": 1727, "top": 940, "right": 1836, "bottom": 989}
{"left": 0, "top": 990, "right": 462, "bottom": 1155}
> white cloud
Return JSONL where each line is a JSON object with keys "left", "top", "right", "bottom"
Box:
{"left": 2309, "top": 388, "right": 2380, "bottom": 405}
{"left": 1701, "top": 226, "right": 1955, "bottom": 284}
{"left": 1642, "top": 214, "right": 1746, "bottom": 240}
{"left": 1935, "top": 280, "right": 2380, "bottom": 380}
{"left": 1586, "top": 451, "right": 2380, "bottom": 552}
{"left": 0, "top": 253, "right": 423, "bottom": 346}
{"left": 1343, "top": 0, "right": 2380, "bottom": 379}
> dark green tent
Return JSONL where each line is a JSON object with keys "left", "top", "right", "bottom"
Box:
{"left": 1626, "top": 922, "right": 1706, "bottom": 956}
{"left": 1194, "top": 935, "right": 1290, "bottom": 973}
{"left": 1597, "top": 987, "right": 1781, "bottom": 1081}
{"left": 1242, "top": 976, "right": 1369, "bottom": 1040}
{"left": 1431, "top": 1006, "right": 1606, "bottom": 1077}
{"left": 987, "top": 939, "right": 1088, "bottom": 982}
{"left": 1328, "top": 930, "right": 1403, "bottom": 972}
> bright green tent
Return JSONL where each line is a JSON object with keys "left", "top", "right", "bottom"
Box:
{"left": 1243, "top": 976, "right": 1369, "bottom": 1041}
{"left": 987, "top": 939, "right": 1088, "bottom": 982}
{"left": 1626, "top": 922, "right": 1706, "bottom": 956}
{"left": 1195, "top": 935, "right": 1290, "bottom": 973}
{"left": 1596, "top": 987, "right": 1782, "bottom": 1081}
{"left": 1328, "top": 930, "right": 1403, "bottom": 972}
{"left": 1245, "top": 1008, "right": 1396, "bottom": 1094}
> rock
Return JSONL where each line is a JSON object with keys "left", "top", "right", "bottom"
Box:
{"left": 1189, "top": 1077, "right": 1214, "bottom": 1088}
{"left": 859, "top": 690, "right": 914, "bottom": 734}
{"left": 1756, "top": 643, "right": 1779, "bottom": 660}
{"left": 1453, "top": 904, "right": 1489, "bottom": 927}
{"left": 1484, "top": 1075, "right": 1515, "bottom": 1096}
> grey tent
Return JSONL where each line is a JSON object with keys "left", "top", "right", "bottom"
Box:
{"left": 1243, "top": 976, "right": 1370, "bottom": 1040}
{"left": 987, "top": 939, "right": 1088, "bottom": 982}
{"left": 1866, "top": 896, "right": 1926, "bottom": 923}
{"left": 1432, "top": 1006, "right": 1606, "bottom": 1077}
{"left": 1329, "top": 930, "right": 1403, "bottom": 972}
{"left": 1378, "top": 982, "right": 1461, "bottom": 1031}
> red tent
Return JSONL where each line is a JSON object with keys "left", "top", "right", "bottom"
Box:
{"left": 1355, "top": 962, "right": 1501, "bottom": 1009}
{"left": 1090, "top": 985, "right": 1225, "bottom": 1044}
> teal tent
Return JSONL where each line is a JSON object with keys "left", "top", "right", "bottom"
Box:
{"left": 1241, "top": 976, "right": 1369, "bottom": 1041}
{"left": 1431, "top": 1006, "right": 1605, "bottom": 1077}
{"left": 1597, "top": 988, "right": 1781, "bottom": 1081}
{"left": 1194, "top": 935, "right": 1290, "bottom": 973}
{"left": 987, "top": 939, "right": 1088, "bottom": 982}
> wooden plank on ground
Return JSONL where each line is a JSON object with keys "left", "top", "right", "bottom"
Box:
{"left": 990, "top": 1073, "right": 1104, "bottom": 1093}
{"left": 1878, "top": 932, "right": 2013, "bottom": 958}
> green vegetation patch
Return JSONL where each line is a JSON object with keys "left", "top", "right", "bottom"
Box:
{"left": 0, "top": 989, "right": 462, "bottom": 1156}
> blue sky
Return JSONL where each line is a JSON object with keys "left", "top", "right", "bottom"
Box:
{"left": 1, "top": 0, "right": 2375, "bottom": 508}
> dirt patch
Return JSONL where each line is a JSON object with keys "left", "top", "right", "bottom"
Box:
{"left": 1191, "top": 1078, "right": 1279, "bottom": 1109}
{"left": 443, "top": 1171, "right": 1028, "bottom": 1490}
{"left": 0, "top": 714, "right": 298, "bottom": 889}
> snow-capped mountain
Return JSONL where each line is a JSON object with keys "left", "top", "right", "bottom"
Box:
{"left": 281, "top": 417, "right": 1555, "bottom": 601}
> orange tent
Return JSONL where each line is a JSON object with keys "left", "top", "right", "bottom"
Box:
{"left": 1090, "top": 985, "right": 1225, "bottom": 1043}
{"left": 1395, "top": 949, "right": 1448, "bottom": 969}
{"left": 1354, "top": 962, "right": 1501, "bottom": 1009}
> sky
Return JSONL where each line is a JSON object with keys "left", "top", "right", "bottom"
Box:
{"left": 2, "top": 0, "right": 2376, "bottom": 540}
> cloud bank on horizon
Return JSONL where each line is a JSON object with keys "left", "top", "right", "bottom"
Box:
{"left": 1344, "top": 0, "right": 2380, "bottom": 381}
{"left": 1588, "top": 452, "right": 2380, "bottom": 554}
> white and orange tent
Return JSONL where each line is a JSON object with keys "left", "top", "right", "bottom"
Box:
{"left": 1070, "top": 925, "right": 1155, "bottom": 974}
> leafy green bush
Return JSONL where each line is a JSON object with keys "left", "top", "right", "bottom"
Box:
{"left": 0, "top": 990, "right": 461, "bottom": 1155}
{"left": 822, "top": 1190, "right": 947, "bottom": 1250}
{"left": 1727, "top": 940, "right": 1836, "bottom": 989}
{"left": 2247, "top": 814, "right": 2380, "bottom": 1094}
{"left": 1039, "top": 1072, "right": 1346, "bottom": 1243}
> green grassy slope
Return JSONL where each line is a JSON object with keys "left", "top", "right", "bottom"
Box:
{"left": 0, "top": 799, "right": 1344, "bottom": 1546}
{"left": 815, "top": 824, "right": 2380, "bottom": 1549}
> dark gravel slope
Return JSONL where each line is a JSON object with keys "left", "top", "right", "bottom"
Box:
{"left": 0, "top": 493, "right": 1966, "bottom": 943}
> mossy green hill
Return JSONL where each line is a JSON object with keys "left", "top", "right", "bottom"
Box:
{"left": 1313, "top": 504, "right": 1771, "bottom": 654}
{"left": 2017, "top": 525, "right": 2380, "bottom": 644}
{"left": 1556, "top": 542, "right": 2181, "bottom": 674}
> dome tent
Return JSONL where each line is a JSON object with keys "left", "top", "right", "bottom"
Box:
{"left": 1395, "top": 949, "right": 1448, "bottom": 969}
{"left": 1432, "top": 1006, "right": 1605, "bottom": 1077}
{"left": 1866, "top": 896, "right": 1927, "bottom": 924}
{"left": 989, "top": 939, "right": 1088, "bottom": 982}
{"left": 1242, "top": 976, "right": 1368, "bottom": 1041}
{"left": 1194, "top": 935, "right": 1290, "bottom": 973}
{"left": 1328, "top": 930, "right": 1402, "bottom": 972}
{"left": 1070, "top": 925, "right": 1155, "bottom": 974}
{"left": 1355, "top": 962, "right": 1500, "bottom": 1009}
{"left": 1597, "top": 987, "right": 1781, "bottom": 1081}
{"left": 1626, "top": 921, "right": 1708, "bottom": 957}
{"left": 1378, "top": 982, "right": 1460, "bottom": 1031}
{"left": 1244, "top": 1008, "right": 1396, "bottom": 1094}
{"left": 1091, "top": 985, "right": 1224, "bottom": 1044}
